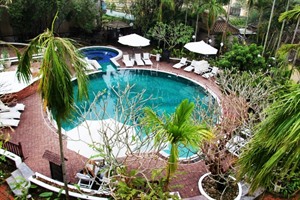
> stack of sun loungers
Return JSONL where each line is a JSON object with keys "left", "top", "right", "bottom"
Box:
{"left": 0, "top": 102, "right": 25, "bottom": 127}
{"left": 194, "top": 60, "right": 211, "bottom": 75}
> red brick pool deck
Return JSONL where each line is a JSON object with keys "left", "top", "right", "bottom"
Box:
{"left": 5, "top": 45, "right": 222, "bottom": 199}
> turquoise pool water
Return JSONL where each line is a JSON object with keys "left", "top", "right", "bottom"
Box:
{"left": 63, "top": 69, "right": 213, "bottom": 159}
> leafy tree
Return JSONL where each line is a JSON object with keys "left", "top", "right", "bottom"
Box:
{"left": 130, "top": 0, "right": 158, "bottom": 33}
{"left": 158, "top": 0, "right": 175, "bottom": 22}
{"left": 217, "top": 43, "right": 267, "bottom": 72}
{"left": 279, "top": 5, "right": 300, "bottom": 44}
{"left": 8, "top": 0, "right": 60, "bottom": 40}
{"left": 68, "top": 0, "right": 100, "bottom": 33}
{"left": 16, "top": 13, "right": 88, "bottom": 199}
{"left": 198, "top": 0, "right": 227, "bottom": 36}
{"left": 147, "top": 22, "right": 194, "bottom": 51}
{"left": 237, "top": 83, "right": 300, "bottom": 196}
{"left": 142, "top": 99, "right": 213, "bottom": 190}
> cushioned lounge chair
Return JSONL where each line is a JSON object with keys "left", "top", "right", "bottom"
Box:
{"left": 135, "top": 53, "right": 144, "bottom": 66}
{"left": 143, "top": 53, "right": 153, "bottom": 66}
{"left": 122, "top": 54, "right": 134, "bottom": 67}
{"left": 172, "top": 57, "right": 187, "bottom": 69}
{"left": 184, "top": 60, "right": 198, "bottom": 72}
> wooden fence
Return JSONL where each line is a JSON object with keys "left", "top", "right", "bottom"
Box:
{"left": 2, "top": 141, "right": 25, "bottom": 161}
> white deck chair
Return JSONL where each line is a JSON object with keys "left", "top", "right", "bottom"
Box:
{"left": 202, "top": 66, "right": 219, "bottom": 79}
{"left": 76, "top": 173, "right": 95, "bottom": 189}
{"left": 9, "top": 103, "right": 25, "bottom": 112}
{"left": 135, "top": 53, "right": 144, "bottom": 66}
{"left": 122, "top": 54, "right": 134, "bottom": 67}
{"left": 142, "top": 53, "right": 153, "bottom": 66}
{"left": 184, "top": 60, "right": 198, "bottom": 72}
{"left": 0, "top": 111, "right": 21, "bottom": 119}
{"left": 0, "top": 118, "right": 20, "bottom": 127}
{"left": 172, "top": 57, "right": 187, "bottom": 69}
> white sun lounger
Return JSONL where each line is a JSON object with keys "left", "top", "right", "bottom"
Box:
{"left": 9, "top": 103, "right": 25, "bottom": 112}
{"left": 0, "top": 118, "right": 20, "bottom": 127}
{"left": 143, "top": 53, "right": 153, "bottom": 66}
{"left": 184, "top": 60, "right": 198, "bottom": 72}
{"left": 202, "top": 66, "right": 219, "bottom": 79}
{"left": 135, "top": 53, "right": 144, "bottom": 66}
{"left": 172, "top": 57, "right": 187, "bottom": 69}
{"left": 122, "top": 55, "right": 134, "bottom": 67}
{"left": 0, "top": 111, "right": 21, "bottom": 119}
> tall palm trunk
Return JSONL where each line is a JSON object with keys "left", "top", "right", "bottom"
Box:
{"left": 291, "top": 17, "right": 300, "bottom": 44}
{"left": 277, "top": 0, "right": 290, "bottom": 51}
{"left": 263, "top": 0, "right": 276, "bottom": 55}
{"left": 195, "top": 13, "right": 199, "bottom": 41}
{"left": 56, "top": 117, "right": 69, "bottom": 199}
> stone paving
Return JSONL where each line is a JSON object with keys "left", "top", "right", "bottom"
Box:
{"left": 5, "top": 45, "right": 222, "bottom": 199}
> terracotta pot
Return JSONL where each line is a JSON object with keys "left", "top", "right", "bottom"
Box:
{"left": 198, "top": 172, "right": 242, "bottom": 200}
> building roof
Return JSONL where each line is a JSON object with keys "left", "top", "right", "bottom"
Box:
{"left": 211, "top": 18, "right": 240, "bottom": 35}
{"left": 104, "top": 20, "right": 131, "bottom": 29}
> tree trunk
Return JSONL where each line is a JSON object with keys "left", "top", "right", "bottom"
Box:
{"left": 57, "top": 117, "right": 69, "bottom": 199}
{"left": 277, "top": 0, "right": 290, "bottom": 51}
{"left": 291, "top": 17, "right": 300, "bottom": 44}
{"left": 263, "top": 0, "right": 276, "bottom": 55}
{"left": 195, "top": 13, "right": 199, "bottom": 41}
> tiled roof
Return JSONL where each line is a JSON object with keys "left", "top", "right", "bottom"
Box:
{"left": 211, "top": 18, "right": 240, "bottom": 35}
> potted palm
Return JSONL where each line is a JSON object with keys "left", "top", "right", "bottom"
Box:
{"left": 142, "top": 99, "right": 213, "bottom": 191}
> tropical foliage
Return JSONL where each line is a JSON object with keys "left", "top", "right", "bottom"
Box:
{"left": 237, "top": 83, "right": 300, "bottom": 196}
{"left": 142, "top": 99, "right": 213, "bottom": 189}
{"left": 217, "top": 42, "right": 267, "bottom": 72}
{"left": 16, "top": 13, "right": 88, "bottom": 199}
{"left": 147, "top": 22, "right": 194, "bottom": 50}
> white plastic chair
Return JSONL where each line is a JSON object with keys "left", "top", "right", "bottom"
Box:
{"left": 172, "top": 57, "right": 187, "bottom": 69}
{"left": 76, "top": 173, "right": 95, "bottom": 189}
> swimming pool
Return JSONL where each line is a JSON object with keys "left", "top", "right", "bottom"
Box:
{"left": 64, "top": 69, "right": 215, "bottom": 160}
{"left": 78, "top": 46, "right": 122, "bottom": 72}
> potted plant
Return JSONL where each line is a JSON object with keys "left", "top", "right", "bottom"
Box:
{"left": 1, "top": 49, "right": 12, "bottom": 68}
{"left": 193, "top": 93, "right": 250, "bottom": 200}
{"left": 147, "top": 22, "right": 193, "bottom": 61}
{"left": 151, "top": 47, "right": 162, "bottom": 61}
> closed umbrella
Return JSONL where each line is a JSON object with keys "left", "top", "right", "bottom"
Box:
{"left": 184, "top": 40, "right": 218, "bottom": 55}
{"left": 118, "top": 33, "right": 150, "bottom": 47}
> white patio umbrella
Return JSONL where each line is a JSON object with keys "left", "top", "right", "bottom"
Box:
{"left": 184, "top": 40, "right": 218, "bottom": 55}
{"left": 118, "top": 33, "right": 150, "bottom": 47}
{"left": 66, "top": 119, "right": 136, "bottom": 159}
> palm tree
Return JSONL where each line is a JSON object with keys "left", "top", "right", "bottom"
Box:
{"left": 237, "top": 83, "right": 300, "bottom": 194}
{"left": 142, "top": 99, "right": 213, "bottom": 189}
{"left": 16, "top": 13, "right": 88, "bottom": 199}
{"left": 279, "top": 5, "right": 300, "bottom": 44}
{"left": 198, "top": 0, "right": 227, "bottom": 37}
{"left": 158, "top": 0, "right": 175, "bottom": 22}
{"left": 276, "top": 0, "right": 290, "bottom": 51}
{"left": 262, "top": 0, "right": 276, "bottom": 55}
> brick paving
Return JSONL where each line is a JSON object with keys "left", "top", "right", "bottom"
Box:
{"left": 5, "top": 45, "right": 222, "bottom": 198}
{"left": 0, "top": 184, "right": 14, "bottom": 200}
